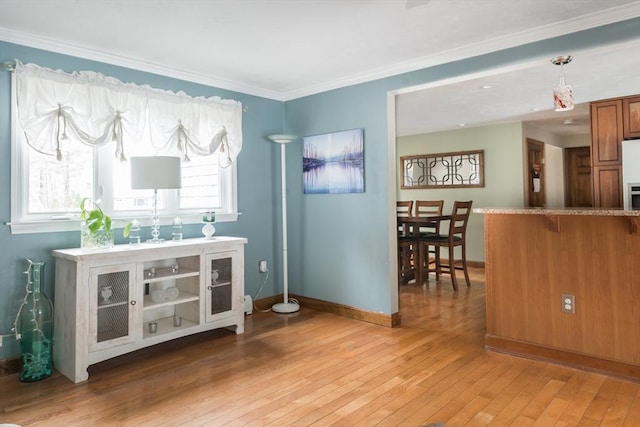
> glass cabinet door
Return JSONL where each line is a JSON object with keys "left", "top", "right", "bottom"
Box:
{"left": 88, "top": 263, "right": 139, "bottom": 352}
{"left": 205, "top": 252, "right": 236, "bottom": 323}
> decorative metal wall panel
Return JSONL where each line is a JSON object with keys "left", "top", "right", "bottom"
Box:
{"left": 401, "top": 150, "right": 484, "bottom": 189}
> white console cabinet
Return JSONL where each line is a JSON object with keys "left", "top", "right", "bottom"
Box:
{"left": 52, "top": 237, "right": 247, "bottom": 383}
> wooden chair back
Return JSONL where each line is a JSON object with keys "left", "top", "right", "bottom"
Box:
{"left": 447, "top": 200, "right": 473, "bottom": 244}
{"left": 396, "top": 200, "right": 414, "bottom": 237}
{"left": 396, "top": 200, "right": 413, "bottom": 217}
{"left": 415, "top": 200, "right": 444, "bottom": 234}
{"left": 415, "top": 200, "right": 443, "bottom": 217}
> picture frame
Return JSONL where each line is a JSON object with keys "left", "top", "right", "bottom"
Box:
{"left": 303, "top": 129, "right": 364, "bottom": 194}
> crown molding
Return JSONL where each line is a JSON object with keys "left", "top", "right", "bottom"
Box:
{"left": 282, "top": 2, "right": 640, "bottom": 100}
{"left": 0, "top": 27, "right": 286, "bottom": 101}
{"left": 1, "top": 2, "right": 638, "bottom": 103}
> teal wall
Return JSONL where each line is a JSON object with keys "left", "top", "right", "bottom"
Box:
{"left": 283, "top": 18, "right": 640, "bottom": 314}
{"left": 1, "top": 17, "right": 638, "bottom": 360}
{"left": 0, "top": 41, "right": 284, "bottom": 359}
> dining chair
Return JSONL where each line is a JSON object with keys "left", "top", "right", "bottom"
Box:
{"left": 414, "top": 200, "right": 444, "bottom": 235}
{"left": 396, "top": 200, "right": 414, "bottom": 238}
{"left": 396, "top": 200, "right": 413, "bottom": 219}
{"left": 396, "top": 201, "right": 414, "bottom": 284}
{"left": 419, "top": 200, "right": 473, "bottom": 291}
{"left": 414, "top": 200, "right": 444, "bottom": 280}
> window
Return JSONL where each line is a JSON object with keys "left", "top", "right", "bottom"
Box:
{"left": 10, "top": 61, "right": 242, "bottom": 234}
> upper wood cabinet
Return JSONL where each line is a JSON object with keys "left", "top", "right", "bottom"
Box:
{"left": 590, "top": 99, "right": 623, "bottom": 166}
{"left": 623, "top": 96, "right": 640, "bottom": 139}
{"left": 591, "top": 99, "right": 623, "bottom": 208}
{"left": 590, "top": 94, "right": 640, "bottom": 208}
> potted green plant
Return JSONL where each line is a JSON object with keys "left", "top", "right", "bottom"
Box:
{"left": 79, "top": 198, "right": 114, "bottom": 250}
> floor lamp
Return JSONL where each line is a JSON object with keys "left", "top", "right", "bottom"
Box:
{"left": 131, "top": 156, "right": 182, "bottom": 243}
{"left": 268, "top": 134, "right": 300, "bottom": 314}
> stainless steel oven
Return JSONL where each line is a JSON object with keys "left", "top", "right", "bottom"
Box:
{"left": 629, "top": 184, "right": 640, "bottom": 210}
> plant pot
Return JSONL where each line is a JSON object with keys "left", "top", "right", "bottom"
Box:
{"left": 81, "top": 223, "right": 114, "bottom": 251}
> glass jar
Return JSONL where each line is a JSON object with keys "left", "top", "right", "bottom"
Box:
{"left": 19, "top": 261, "right": 54, "bottom": 382}
{"left": 128, "top": 219, "right": 141, "bottom": 245}
{"left": 80, "top": 222, "right": 114, "bottom": 250}
{"left": 172, "top": 217, "right": 183, "bottom": 240}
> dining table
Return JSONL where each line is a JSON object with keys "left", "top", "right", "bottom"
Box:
{"left": 397, "top": 215, "right": 451, "bottom": 285}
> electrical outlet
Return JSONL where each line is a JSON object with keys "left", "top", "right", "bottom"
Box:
{"left": 562, "top": 293, "right": 575, "bottom": 314}
{"left": 259, "top": 260, "right": 268, "bottom": 273}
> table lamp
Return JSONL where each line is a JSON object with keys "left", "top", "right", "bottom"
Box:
{"left": 131, "top": 156, "right": 182, "bottom": 243}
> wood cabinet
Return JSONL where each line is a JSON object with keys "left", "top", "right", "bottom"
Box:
{"left": 52, "top": 237, "right": 247, "bottom": 383}
{"left": 623, "top": 96, "right": 640, "bottom": 139}
{"left": 591, "top": 99, "right": 623, "bottom": 166}
{"left": 590, "top": 94, "right": 640, "bottom": 208}
{"left": 592, "top": 165, "right": 623, "bottom": 208}
{"left": 590, "top": 99, "right": 624, "bottom": 207}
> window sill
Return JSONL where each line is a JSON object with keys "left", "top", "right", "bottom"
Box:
{"left": 7, "top": 212, "right": 239, "bottom": 235}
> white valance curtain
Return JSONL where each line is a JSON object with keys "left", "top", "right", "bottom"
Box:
{"left": 14, "top": 60, "right": 243, "bottom": 166}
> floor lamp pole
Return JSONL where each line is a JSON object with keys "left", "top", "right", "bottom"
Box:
{"left": 269, "top": 134, "right": 300, "bottom": 314}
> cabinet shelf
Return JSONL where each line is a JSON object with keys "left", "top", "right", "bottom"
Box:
{"left": 143, "top": 316, "right": 198, "bottom": 339}
{"left": 143, "top": 291, "right": 199, "bottom": 310}
{"left": 209, "top": 281, "right": 231, "bottom": 288}
{"left": 144, "top": 267, "right": 199, "bottom": 283}
{"left": 97, "top": 300, "right": 128, "bottom": 310}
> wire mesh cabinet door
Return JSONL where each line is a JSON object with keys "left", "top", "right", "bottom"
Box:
{"left": 88, "top": 263, "right": 139, "bottom": 352}
{"left": 205, "top": 251, "right": 239, "bottom": 323}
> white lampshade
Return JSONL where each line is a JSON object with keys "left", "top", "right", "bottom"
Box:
{"left": 268, "top": 134, "right": 297, "bottom": 144}
{"left": 131, "top": 156, "right": 182, "bottom": 189}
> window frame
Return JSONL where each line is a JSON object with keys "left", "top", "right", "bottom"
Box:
{"left": 9, "top": 73, "right": 239, "bottom": 235}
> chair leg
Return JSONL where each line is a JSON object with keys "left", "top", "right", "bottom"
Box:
{"left": 461, "top": 244, "right": 471, "bottom": 287}
{"left": 434, "top": 245, "right": 441, "bottom": 281}
{"left": 424, "top": 243, "right": 434, "bottom": 282}
{"left": 398, "top": 245, "right": 413, "bottom": 284}
{"left": 448, "top": 244, "right": 458, "bottom": 291}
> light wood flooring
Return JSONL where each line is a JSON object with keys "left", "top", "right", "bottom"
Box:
{"left": 2, "top": 267, "right": 640, "bottom": 426}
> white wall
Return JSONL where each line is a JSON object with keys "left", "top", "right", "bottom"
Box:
{"left": 523, "top": 123, "right": 565, "bottom": 207}
{"left": 545, "top": 144, "right": 564, "bottom": 208}
{"left": 563, "top": 134, "right": 590, "bottom": 148}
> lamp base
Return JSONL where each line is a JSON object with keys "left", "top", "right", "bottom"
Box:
{"left": 272, "top": 301, "right": 300, "bottom": 314}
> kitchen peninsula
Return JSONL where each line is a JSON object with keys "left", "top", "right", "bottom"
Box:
{"left": 475, "top": 207, "right": 640, "bottom": 380}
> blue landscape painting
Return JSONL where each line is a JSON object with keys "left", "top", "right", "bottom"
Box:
{"left": 303, "top": 129, "right": 364, "bottom": 194}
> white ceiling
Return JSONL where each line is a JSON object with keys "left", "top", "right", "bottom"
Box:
{"left": 1, "top": 0, "right": 640, "bottom": 137}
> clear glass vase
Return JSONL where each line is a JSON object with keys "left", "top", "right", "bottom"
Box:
{"left": 19, "top": 261, "right": 54, "bottom": 382}
{"left": 81, "top": 223, "right": 114, "bottom": 250}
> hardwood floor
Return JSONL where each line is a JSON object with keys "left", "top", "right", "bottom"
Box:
{"left": 2, "top": 267, "right": 640, "bottom": 426}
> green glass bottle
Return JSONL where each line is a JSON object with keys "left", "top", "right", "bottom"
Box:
{"left": 19, "top": 261, "right": 54, "bottom": 382}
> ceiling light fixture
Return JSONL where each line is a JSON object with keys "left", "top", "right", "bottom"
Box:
{"left": 551, "top": 55, "right": 574, "bottom": 112}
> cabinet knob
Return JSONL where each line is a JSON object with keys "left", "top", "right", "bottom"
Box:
{"left": 131, "top": 300, "right": 136, "bottom": 305}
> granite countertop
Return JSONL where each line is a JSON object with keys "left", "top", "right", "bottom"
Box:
{"left": 473, "top": 207, "right": 640, "bottom": 217}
